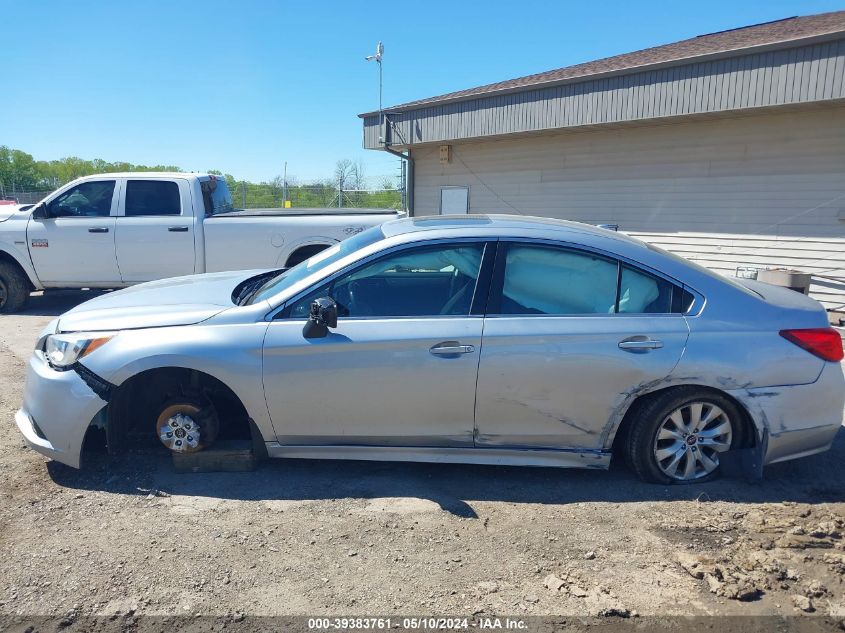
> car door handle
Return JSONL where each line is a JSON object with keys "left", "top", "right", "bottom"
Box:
{"left": 168, "top": 226, "right": 189, "bottom": 232}
{"left": 429, "top": 342, "right": 475, "bottom": 356}
{"left": 88, "top": 227, "right": 109, "bottom": 233}
{"left": 618, "top": 337, "right": 664, "bottom": 351}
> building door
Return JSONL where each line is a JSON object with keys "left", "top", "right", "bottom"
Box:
{"left": 440, "top": 186, "right": 469, "bottom": 215}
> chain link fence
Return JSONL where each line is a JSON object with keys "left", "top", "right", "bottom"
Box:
{"left": 0, "top": 185, "right": 52, "bottom": 204}
{"left": 228, "top": 182, "right": 403, "bottom": 210}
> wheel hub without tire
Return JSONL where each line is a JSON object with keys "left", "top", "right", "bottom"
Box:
{"left": 156, "top": 404, "right": 204, "bottom": 453}
{"left": 653, "top": 402, "right": 733, "bottom": 481}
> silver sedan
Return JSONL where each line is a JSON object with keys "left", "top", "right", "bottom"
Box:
{"left": 15, "top": 215, "right": 845, "bottom": 483}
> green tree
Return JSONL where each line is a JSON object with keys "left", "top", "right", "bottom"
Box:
{"left": 0, "top": 146, "right": 41, "bottom": 192}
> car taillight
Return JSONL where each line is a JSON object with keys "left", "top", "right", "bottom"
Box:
{"left": 779, "top": 328, "right": 844, "bottom": 362}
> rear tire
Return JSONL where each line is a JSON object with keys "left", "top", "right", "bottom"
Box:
{"left": 626, "top": 388, "right": 745, "bottom": 484}
{"left": 0, "top": 261, "right": 30, "bottom": 313}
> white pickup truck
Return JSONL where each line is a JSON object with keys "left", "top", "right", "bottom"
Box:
{"left": 0, "top": 172, "right": 402, "bottom": 313}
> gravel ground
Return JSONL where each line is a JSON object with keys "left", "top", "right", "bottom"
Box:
{"left": 1, "top": 291, "right": 844, "bottom": 627}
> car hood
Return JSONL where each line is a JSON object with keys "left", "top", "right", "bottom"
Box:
{"left": 0, "top": 204, "right": 32, "bottom": 222}
{"left": 58, "top": 269, "right": 265, "bottom": 332}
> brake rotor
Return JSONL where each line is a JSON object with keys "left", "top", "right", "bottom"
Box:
{"left": 155, "top": 402, "right": 217, "bottom": 453}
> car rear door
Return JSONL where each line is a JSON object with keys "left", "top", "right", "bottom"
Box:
{"left": 474, "top": 241, "right": 690, "bottom": 450}
{"left": 115, "top": 178, "right": 196, "bottom": 282}
{"left": 262, "top": 240, "right": 493, "bottom": 447}
{"left": 26, "top": 178, "right": 121, "bottom": 285}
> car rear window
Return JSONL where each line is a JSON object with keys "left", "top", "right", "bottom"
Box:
{"left": 646, "top": 243, "right": 762, "bottom": 299}
{"left": 201, "top": 177, "right": 234, "bottom": 215}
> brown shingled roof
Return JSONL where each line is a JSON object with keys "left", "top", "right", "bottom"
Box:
{"left": 361, "top": 10, "right": 845, "bottom": 116}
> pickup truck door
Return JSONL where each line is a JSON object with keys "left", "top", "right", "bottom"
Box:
{"left": 115, "top": 178, "right": 196, "bottom": 282}
{"left": 26, "top": 179, "right": 121, "bottom": 285}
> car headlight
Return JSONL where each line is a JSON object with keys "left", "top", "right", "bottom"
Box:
{"left": 44, "top": 332, "right": 116, "bottom": 370}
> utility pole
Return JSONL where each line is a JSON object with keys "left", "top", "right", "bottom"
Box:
{"left": 365, "top": 42, "right": 384, "bottom": 143}
{"left": 378, "top": 50, "right": 383, "bottom": 118}
{"left": 283, "top": 161, "right": 288, "bottom": 207}
{"left": 365, "top": 40, "right": 409, "bottom": 213}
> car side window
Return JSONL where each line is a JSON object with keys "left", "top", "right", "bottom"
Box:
{"left": 619, "top": 265, "right": 672, "bottom": 313}
{"left": 496, "top": 244, "right": 618, "bottom": 315}
{"left": 47, "top": 181, "right": 115, "bottom": 218}
{"left": 492, "top": 243, "right": 693, "bottom": 316}
{"left": 286, "top": 243, "right": 485, "bottom": 318}
{"left": 125, "top": 180, "right": 181, "bottom": 216}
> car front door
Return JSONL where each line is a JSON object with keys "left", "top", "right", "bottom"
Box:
{"left": 115, "top": 178, "right": 196, "bottom": 282}
{"left": 262, "top": 240, "right": 492, "bottom": 447}
{"left": 474, "top": 241, "right": 691, "bottom": 450}
{"left": 26, "top": 179, "right": 121, "bottom": 285}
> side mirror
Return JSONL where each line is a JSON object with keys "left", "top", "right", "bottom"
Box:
{"left": 31, "top": 202, "right": 50, "bottom": 219}
{"left": 303, "top": 297, "right": 338, "bottom": 339}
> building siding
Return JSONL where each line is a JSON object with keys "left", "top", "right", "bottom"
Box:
{"left": 411, "top": 107, "right": 845, "bottom": 310}
{"left": 363, "top": 38, "right": 845, "bottom": 149}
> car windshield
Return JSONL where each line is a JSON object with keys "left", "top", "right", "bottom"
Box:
{"left": 247, "top": 226, "right": 386, "bottom": 304}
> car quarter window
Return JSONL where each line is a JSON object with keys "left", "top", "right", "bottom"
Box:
{"left": 492, "top": 243, "right": 690, "bottom": 315}
{"left": 619, "top": 265, "right": 673, "bottom": 313}
{"left": 285, "top": 243, "right": 485, "bottom": 319}
{"left": 124, "top": 180, "right": 181, "bottom": 217}
{"left": 47, "top": 180, "right": 115, "bottom": 218}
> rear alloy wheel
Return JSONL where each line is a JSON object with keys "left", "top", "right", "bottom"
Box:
{"left": 626, "top": 389, "right": 743, "bottom": 484}
{"left": 653, "top": 402, "right": 732, "bottom": 481}
{"left": 155, "top": 401, "right": 219, "bottom": 454}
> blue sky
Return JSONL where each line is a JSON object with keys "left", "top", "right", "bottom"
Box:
{"left": 1, "top": 0, "right": 842, "bottom": 184}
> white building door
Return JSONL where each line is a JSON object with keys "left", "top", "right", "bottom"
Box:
{"left": 440, "top": 186, "right": 469, "bottom": 215}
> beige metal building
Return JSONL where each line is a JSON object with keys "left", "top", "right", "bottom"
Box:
{"left": 360, "top": 12, "right": 845, "bottom": 311}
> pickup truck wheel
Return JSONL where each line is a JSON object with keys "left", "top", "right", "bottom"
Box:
{"left": 155, "top": 400, "right": 219, "bottom": 453}
{"left": 0, "top": 262, "right": 30, "bottom": 314}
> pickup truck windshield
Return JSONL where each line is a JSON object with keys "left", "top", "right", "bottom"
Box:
{"left": 248, "top": 226, "right": 386, "bottom": 305}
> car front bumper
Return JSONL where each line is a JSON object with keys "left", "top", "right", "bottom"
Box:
{"left": 15, "top": 353, "right": 108, "bottom": 468}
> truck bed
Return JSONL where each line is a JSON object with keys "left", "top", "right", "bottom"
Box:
{"left": 202, "top": 207, "right": 402, "bottom": 273}
{"left": 213, "top": 207, "right": 403, "bottom": 218}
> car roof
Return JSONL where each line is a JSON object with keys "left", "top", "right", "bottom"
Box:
{"left": 381, "top": 213, "right": 649, "bottom": 248}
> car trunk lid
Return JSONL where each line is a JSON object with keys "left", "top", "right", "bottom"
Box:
{"left": 736, "top": 278, "right": 830, "bottom": 329}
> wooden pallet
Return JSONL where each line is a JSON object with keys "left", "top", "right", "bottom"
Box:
{"left": 171, "top": 440, "right": 256, "bottom": 473}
